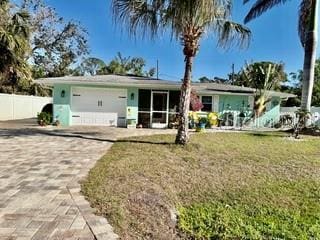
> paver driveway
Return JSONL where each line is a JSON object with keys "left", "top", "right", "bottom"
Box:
{"left": 0, "top": 120, "right": 175, "bottom": 240}
{"left": 0, "top": 129, "right": 110, "bottom": 239}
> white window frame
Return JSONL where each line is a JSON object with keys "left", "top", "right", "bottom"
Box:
{"left": 201, "top": 95, "right": 214, "bottom": 112}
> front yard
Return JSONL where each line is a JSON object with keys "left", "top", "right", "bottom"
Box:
{"left": 81, "top": 132, "right": 320, "bottom": 239}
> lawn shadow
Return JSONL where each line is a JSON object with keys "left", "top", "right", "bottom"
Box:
{"left": 246, "top": 132, "right": 287, "bottom": 138}
{"left": 0, "top": 128, "right": 173, "bottom": 145}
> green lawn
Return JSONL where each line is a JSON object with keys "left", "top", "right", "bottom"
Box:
{"left": 81, "top": 132, "right": 320, "bottom": 239}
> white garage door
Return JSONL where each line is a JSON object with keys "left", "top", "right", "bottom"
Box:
{"left": 71, "top": 87, "right": 127, "bottom": 126}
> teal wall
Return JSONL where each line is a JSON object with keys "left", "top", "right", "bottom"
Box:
{"left": 127, "top": 88, "right": 139, "bottom": 125}
{"left": 52, "top": 84, "right": 139, "bottom": 127}
{"left": 53, "top": 84, "right": 71, "bottom": 126}
{"left": 254, "top": 97, "right": 281, "bottom": 127}
{"left": 51, "top": 83, "right": 281, "bottom": 129}
{"left": 219, "top": 95, "right": 249, "bottom": 112}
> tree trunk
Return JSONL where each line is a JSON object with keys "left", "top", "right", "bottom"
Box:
{"left": 301, "top": 0, "right": 318, "bottom": 115}
{"left": 175, "top": 55, "right": 194, "bottom": 145}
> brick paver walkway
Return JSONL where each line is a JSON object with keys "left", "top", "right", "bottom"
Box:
{"left": 0, "top": 120, "right": 176, "bottom": 240}
{"left": 0, "top": 129, "right": 111, "bottom": 239}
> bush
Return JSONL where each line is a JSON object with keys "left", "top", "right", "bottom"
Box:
{"left": 37, "top": 112, "right": 52, "bottom": 126}
{"left": 178, "top": 202, "right": 320, "bottom": 239}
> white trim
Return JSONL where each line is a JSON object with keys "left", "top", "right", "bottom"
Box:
{"left": 200, "top": 95, "right": 214, "bottom": 112}
{"left": 248, "top": 96, "right": 255, "bottom": 109}
{"left": 213, "top": 95, "right": 219, "bottom": 112}
{"left": 151, "top": 90, "right": 169, "bottom": 128}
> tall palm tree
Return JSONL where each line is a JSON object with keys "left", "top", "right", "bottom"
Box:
{"left": 244, "top": 0, "right": 319, "bottom": 115}
{"left": 0, "top": 0, "right": 30, "bottom": 81}
{"left": 112, "top": 0, "right": 251, "bottom": 144}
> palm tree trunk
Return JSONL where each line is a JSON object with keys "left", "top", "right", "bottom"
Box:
{"left": 175, "top": 55, "right": 193, "bottom": 145}
{"left": 301, "top": 0, "right": 318, "bottom": 115}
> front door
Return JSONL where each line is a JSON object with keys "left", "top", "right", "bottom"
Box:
{"left": 151, "top": 91, "right": 168, "bottom": 128}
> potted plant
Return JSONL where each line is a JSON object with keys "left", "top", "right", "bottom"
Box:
{"left": 37, "top": 112, "right": 52, "bottom": 126}
{"left": 196, "top": 117, "right": 208, "bottom": 132}
{"left": 208, "top": 112, "right": 219, "bottom": 128}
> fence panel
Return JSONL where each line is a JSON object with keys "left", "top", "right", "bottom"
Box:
{"left": 280, "top": 107, "right": 320, "bottom": 126}
{"left": 0, "top": 94, "right": 52, "bottom": 121}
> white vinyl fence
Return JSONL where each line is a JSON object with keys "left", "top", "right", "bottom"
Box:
{"left": 0, "top": 93, "right": 52, "bottom": 121}
{"left": 280, "top": 107, "right": 320, "bottom": 126}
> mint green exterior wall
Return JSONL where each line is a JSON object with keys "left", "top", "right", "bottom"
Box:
{"left": 254, "top": 97, "right": 281, "bottom": 127}
{"left": 126, "top": 88, "right": 139, "bottom": 124}
{"left": 51, "top": 83, "right": 281, "bottom": 128}
{"left": 52, "top": 84, "right": 139, "bottom": 127}
{"left": 53, "top": 84, "right": 71, "bottom": 126}
{"left": 219, "top": 95, "right": 250, "bottom": 112}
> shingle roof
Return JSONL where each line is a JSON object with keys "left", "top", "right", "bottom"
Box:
{"left": 36, "top": 74, "right": 295, "bottom": 98}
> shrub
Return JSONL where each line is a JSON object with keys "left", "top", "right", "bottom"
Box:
{"left": 37, "top": 112, "right": 52, "bottom": 126}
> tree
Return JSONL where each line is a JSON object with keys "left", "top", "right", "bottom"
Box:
{"left": 20, "top": 0, "right": 89, "bottom": 78}
{"left": 75, "top": 57, "right": 107, "bottom": 76}
{"left": 94, "top": 52, "right": 156, "bottom": 77}
{"left": 199, "top": 76, "right": 211, "bottom": 83}
{"left": 238, "top": 61, "right": 286, "bottom": 117}
{"left": 112, "top": 0, "right": 251, "bottom": 144}
{"left": 0, "top": 0, "right": 31, "bottom": 93}
{"left": 244, "top": 0, "right": 319, "bottom": 118}
{"left": 234, "top": 61, "right": 287, "bottom": 89}
{"left": 285, "top": 59, "right": 320, "bottom": 106}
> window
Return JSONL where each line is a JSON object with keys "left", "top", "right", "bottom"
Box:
{"left": 169, "top": 91, "right": 180, "bottom": 113}
{"left": 138, "top": 89, "right": 151, "bottom": 111}
{"left": 201, "top": 96, "right": 213, "bottom": 112}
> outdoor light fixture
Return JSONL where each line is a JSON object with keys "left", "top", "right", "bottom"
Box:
{"left": 131, "top": 93, "right": 134, "bottom": 100}
{"left": 61, "top": 90, "right": 65, "bottom": 98}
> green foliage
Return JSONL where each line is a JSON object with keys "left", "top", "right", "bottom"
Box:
{"left": 104, "top": 52, "right": 154, "bottom": 77}
{"left": 74, "top": 53, "right": 156, "bottom": 77}
{"left": 234, "top": 61, "right": 286, "bottom": 117}
{"left": 112, "top": 0, "right": 251, "bottom": 49}
{"left": 244, "top": 0, "right": 310, "bottom": 47}
{"left": 74, "top": 57, "right": 106, "bottom": 76}
{"left": 0, "top": 0, "right": 31, "bottom": 91}
{"left": 286, "top": 59, "right": 320, "bottom": 106}
{"left": 178, "top": 201, "right": 320, "bottom": 240}
{"left": 293, "top": 109, "right": 312, "bottom": 138}
{"left": 234, "top": 61, "right": 287, "bottom": 90}
{"left": 198, "top": 117, "right": 207, "bottom": 125}
{"left": 37, "top": 111, "right": 52, "bottom": 125}
{"left": 21, "top": 0, "right": 89, "bottom": 78}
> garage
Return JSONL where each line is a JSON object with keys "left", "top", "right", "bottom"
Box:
{"left": 71, "top": 87, "right": 127, "bottom": 126}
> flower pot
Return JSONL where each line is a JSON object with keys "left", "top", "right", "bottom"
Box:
{"left": 196, "top": 123, "right": 206, "bottom": 132}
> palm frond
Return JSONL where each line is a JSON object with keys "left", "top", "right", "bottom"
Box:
{"left": 112, "top": 0, "right": 164, "bottom": 39}
{"left": 215, "top": 20, "right": 251, "bottom": 49}
{"left": 244, "top": 0, "right": 290, "bottom": 23}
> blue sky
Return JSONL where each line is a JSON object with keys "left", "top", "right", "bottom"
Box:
{"left": 47, "top": 0, "right": 320, "bottom": 81}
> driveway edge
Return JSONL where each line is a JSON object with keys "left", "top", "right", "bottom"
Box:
{"left": 67, "top": 144, "right": 119, "bottom": 240}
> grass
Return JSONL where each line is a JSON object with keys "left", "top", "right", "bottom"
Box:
{"left": 81, "top": 132, "right": 320, "bottom": 239}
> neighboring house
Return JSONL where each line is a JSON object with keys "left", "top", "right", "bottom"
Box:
{"left": 37, "top": 75, "right": 294, "bottom": 128}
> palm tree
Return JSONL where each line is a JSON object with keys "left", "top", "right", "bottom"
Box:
{"left": 112, "top": 0, "right": 251, "bottom": 144}
{"left": 0, "top": 0, "right": 30, "bottom": 85}
{"left": 240, "top": 61, "right": 285, "bottom": 117}
{"left": 244, "top": 0, "right": 319, "bottom": 115}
